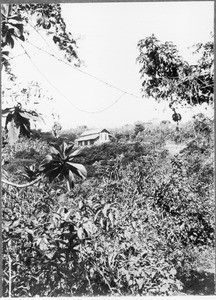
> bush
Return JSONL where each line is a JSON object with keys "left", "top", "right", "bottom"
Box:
{"left": 2, "top": 121, "right": 214, "bottom": 296}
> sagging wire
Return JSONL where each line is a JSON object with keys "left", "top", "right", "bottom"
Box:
{"left": 17, "top": 39, "right": 128, "bottom": 114}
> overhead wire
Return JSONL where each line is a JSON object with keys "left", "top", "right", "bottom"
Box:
{"left": 15, "top": 23, "right": 142, "bottom": 113}
{"left": 25, "top": 39, "right": 141, "bottom": 100}
{"left": 28, "top": 21, "right": 88, "bottom": 59}
{"left": 26, "top": 21, "right": 141, "bottom": 99}
{"left": 17, "top": 39, "right": 128, "bottom": 114}
{"left": 11, "top": 23, "right": 213, "bottom": 111}
{"left": 8, "top": 52, "right": 26, "bottom": 61}
{"left": 27, "top": 21, "right": 214, "bottom": 94}
{"left": 26, "top": 39, "right": 214, "bottom": 103}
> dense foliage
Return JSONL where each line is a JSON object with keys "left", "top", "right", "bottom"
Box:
{"left": 137, "top": 34, "right": 214, "bottom": 108}
{"left": 1, "top": 3, "right": 81, "bottom": 147}
{"left": 1, "top": 3, "right": 80, "bottom": 72}
{"left": 1, "top": 9, "right": 214, "bottom": 295}
{"left": 2, "top": 117, "right": 214, "bottom": 296}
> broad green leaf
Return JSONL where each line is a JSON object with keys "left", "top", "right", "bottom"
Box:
{"left": 66, "top": 162, "right": 87, "bottom": 179}
{"left": 7, "top": 118, "right": 20, "bottom": 145}
{"left": 42, "top": 165, "right": 60, "bottom": 175}
{"left": 50, "top": 146, "right": 60, "bottom": 155}
{"left": 11, "top": 23, "right": 23, "bottom": 37}
{"left": 8, "top": 15, "right": 22, "bottom": 21}
{"left": 19, "top": 34, "right": 25, "bottom": 42}
{"left": 18, "top": 112, "right": 32, "bottom": 119}
{"left": 1, "top": 107, "right": 14, "bottom": 115}
{"left": 41, "top": 161, "right": 60, "bottom": 171}
{"left": 65, "top": 144, "right": 75, "bottom": 157}
{"left": 40, "top": 154, "right": 53, "bottom": 166}
{"left": 68, "top": 148, "right": 82, "bottom": 159}
{"left": 50, "top": 143, "right": 64, "bottom": 156}
{"left": 59, "top": 141, "right": 67, "bottom": 159}
{"left": 11, "top": 22, "right": 23, "bottom": 33}
{"left": 45, "top": 168, "right": 61, "bottom": 182}
{"left": 7, "top": 34, "right": 14, "bottom": 48}
{"left": 1, "top": 4, "right": 11, "bottom": 18}
{"left": 19, "top": 111, "right": 45, "bottom": 123}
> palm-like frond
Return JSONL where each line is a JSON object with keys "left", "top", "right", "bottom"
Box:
{"left": 39, "top": 142, "right": 87, "bottom": 191}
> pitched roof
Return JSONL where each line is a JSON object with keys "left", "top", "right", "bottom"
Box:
{"left": 76, "top": 134, "right": 100, "bottom": 142}
{"left": 80, "top": 128, "right": 109, "bottom": 137}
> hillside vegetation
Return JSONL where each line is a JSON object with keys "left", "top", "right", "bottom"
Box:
{"left": 2, "top": 115, "right": 215, "bottom": 296}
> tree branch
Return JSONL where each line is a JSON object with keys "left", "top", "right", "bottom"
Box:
{"left": 2, "top": 176, "right": 42, "bottom": 188}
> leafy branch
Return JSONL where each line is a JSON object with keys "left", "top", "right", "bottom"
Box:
{"left": 1, "top": 3, "right": 81, "bottom": 72}
{"left": 137, "top": 34, "right": 214, "bottom": 109}
{"left": 2, "top": 176, "right": 42, "bottom": 188}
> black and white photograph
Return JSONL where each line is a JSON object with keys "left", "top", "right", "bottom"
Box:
{"left": 1, "top": 0, "right": 215, "bottom": 297}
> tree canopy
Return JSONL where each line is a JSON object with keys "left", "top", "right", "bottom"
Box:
{"left": 136, "top": 34, "right": 214, "bottom": 111}
{"left": 1, "top": 3, "right": 81, "bottom": 73}
{"left": 1, "top": 3, "right": 81, "bottom": 145}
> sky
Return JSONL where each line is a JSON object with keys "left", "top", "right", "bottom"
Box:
{"left": 2, "top": 1, "right": 214, "bottom": 131}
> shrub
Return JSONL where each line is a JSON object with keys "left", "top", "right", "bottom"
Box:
{"left": 2, "top": 122, "right": 214, "bottom": 296}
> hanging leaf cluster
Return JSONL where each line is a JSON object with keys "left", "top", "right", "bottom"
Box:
{"left": 39, "top": 142, "right": 87, "bottom": 191}
{"left": 2, "top": 103, "right": 44, "bottom": 145}
{"left": 1, "top": 4, "right": 25, "bottom": 49}
{"left": 137, "top": 34, "right": 214, "bottom": 107}
{"left": 1, "top": 3, "right": 81, "bottom": 74}
{"left": 16, "top": 3, "right": 80, "bottom": 64}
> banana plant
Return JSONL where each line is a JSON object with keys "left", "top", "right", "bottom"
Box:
{"left": 2, "top": 103, "right": 45, "bottom": 145}
{"left": 39, "top": 142, "right": 87, "bottom": 191}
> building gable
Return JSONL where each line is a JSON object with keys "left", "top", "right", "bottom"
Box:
{"left": 75, "top": 128, "right": 110, "bottom": 147}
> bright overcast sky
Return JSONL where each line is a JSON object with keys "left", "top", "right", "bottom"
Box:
{"left": 2, "top": 1, "right": 214, "bottom": 131}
